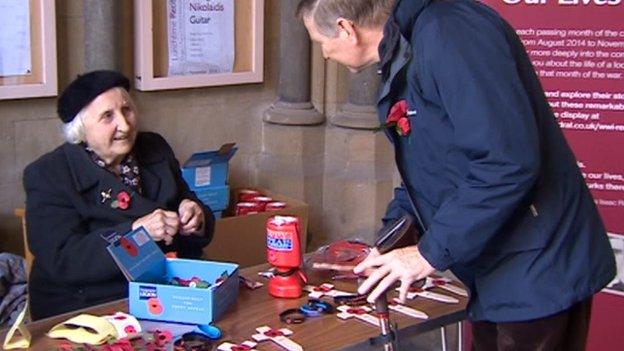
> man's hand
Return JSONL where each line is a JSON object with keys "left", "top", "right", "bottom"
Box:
{"left": 132, "top": 209, "right": 180, "bottom": 245}
{"left": 178, "top": 199, "right": 204, "bottom": 235}
{"left": 354, "top": 245, "right": 435, "bottom": 303}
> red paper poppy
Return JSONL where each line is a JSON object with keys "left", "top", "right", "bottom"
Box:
{"left": 107, "top": 338, "right": 132, "bottom": 351}
{"left": 396, "top": 117, "right": 411, "bottom": 136}
{"left": 347, "top": 308, "right": 368, "bottom": 315}
{"left": 385, "top": 100, "right": 411, "bottom": 137}
{"left": 264, "top": 329, "right": 285, "bottom": 337}
{"left": 153, "top": 330, "right": 173, "bottom": 346}
{"left": 116, "top": 190, "right": 131, "bottom": 210}
{"left": 120, "top": 237, "right": 138, "bottom": 257}
{"left": 147, "top": 297, "right": 164, "bottom": 315}
{"left": 58, "top": 341, "right": 73, "bottom": 351}
{"left": 387, "top": 99, "right": 408, "bottom": 124}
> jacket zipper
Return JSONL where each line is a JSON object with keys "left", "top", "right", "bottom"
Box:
{"left": 397, "top": 168, "right": 428, "bottom": 234}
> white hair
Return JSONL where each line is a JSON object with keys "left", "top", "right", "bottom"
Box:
{"left": 61, "top": 87, "right": 137, "bottom": 144}
{"left": 62, "top": 108, "right": 87, "bottom": 144}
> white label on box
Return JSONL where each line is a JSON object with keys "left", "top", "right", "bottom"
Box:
{"left": 133, "top": 230, "right": 150, "bottom": 247}
{"left": 195, "top": 166, "right": 212, "bottom": 187}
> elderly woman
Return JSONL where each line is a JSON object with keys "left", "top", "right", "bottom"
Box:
{"left": 23, "top": 70, "right": 214, "bottom": 320}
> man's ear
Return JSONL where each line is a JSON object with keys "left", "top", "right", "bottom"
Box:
{"left": 336, "top": 17, "right": 358, "bottom": 44}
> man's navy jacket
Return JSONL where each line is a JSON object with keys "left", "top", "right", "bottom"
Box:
{"left": 377, "top": 0, "right": 615, "bottom": 322}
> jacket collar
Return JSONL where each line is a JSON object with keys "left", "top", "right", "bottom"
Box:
{"left": 63, "top": 143, "right": 105, "bottom": 192}
{"left": 63, "top": 133, "right": 165, "bottom": 195}
{"left": 392, "top": 0, "right": 433, "bottom": 40}
{"left": 377, "top": 0, "right": 433, "bottom": 104}
{"left": 378, "top": 0, "right": 434, "bottom": 71}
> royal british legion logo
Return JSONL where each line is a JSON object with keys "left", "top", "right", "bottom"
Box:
{"left": 139, "top": 285, "right": 158, "bottom": 300}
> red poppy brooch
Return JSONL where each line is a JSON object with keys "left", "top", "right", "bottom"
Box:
{"left": 111, "top": 190, "right": 132, "bottom": 210}
{"left": 383, "top": 99, "right": 411, "bottom": 136}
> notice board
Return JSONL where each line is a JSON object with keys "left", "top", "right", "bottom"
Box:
{"left": 0, "top": 0, "right": 57, "bottom": 100}
{"left": 134, "top": 0, "right": 264, "bottom": 91}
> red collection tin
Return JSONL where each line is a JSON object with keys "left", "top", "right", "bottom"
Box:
{"left": 266, "top": 216, "right": 301, "bottom": 269}
{"left": 235, "top": 202, "right": 259, "bottom": 216}
{"left": 266, "top": 215, "right": 304, "bottom": 298}
{"left": 266, "top": 201, "right": 287, "bottom": 211}
{"left": 238, "top": 189, "right": 261, "bottom": 202}
{"left": 251, "top": 196, "right": 273, "bottom": 211}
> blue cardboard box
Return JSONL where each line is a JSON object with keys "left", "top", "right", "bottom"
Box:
{"left": 106, "top": 227, "right": 239, "bottom": 325}
{"left": 181, "top": 143, "right": 237, "bottom": 190}
{"left": 195, "top": 185, "right": 229, "bottom": 212}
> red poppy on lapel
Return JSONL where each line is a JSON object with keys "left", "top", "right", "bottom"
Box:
{"left": 386, "top": 99, "right": 411, "bottom": 136}
{"left": 116, "top": 190, "right": 131, "bottom": 210}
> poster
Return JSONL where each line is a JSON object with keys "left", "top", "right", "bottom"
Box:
{"left": 480, "top": 0, "right": 624, "bottom": 237}
{"left": 605, "top": 234, "right": 624, "bottom": 297}
{"left": 478, "top": 1, "right": 624, "bottom": 349}
{"left": 167, "top": 0, "right": 235, "bottom": 75}
{"left": 0, "top": 0, "right": 31, "bottom": 77}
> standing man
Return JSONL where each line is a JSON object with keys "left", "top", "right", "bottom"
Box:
{"left": 298, "top": 0, "right": 616, "bottom": 349}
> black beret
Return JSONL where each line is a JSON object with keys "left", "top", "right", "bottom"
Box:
{"left": 57, "top": 70, "right": 130, "bottom": 123}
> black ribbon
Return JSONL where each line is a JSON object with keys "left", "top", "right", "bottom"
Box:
{"left": 173, "top": 332, "right": 213, "bottom": 351}
{"left": 279, "top": 308, "right": 307, "bottom": 325}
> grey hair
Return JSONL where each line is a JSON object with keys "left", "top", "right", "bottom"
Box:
{"left": 296, "top": 0, "right": 396, "bottom": 37}
{"left": 62, "top": 109, "right": 87, "bottom": 144}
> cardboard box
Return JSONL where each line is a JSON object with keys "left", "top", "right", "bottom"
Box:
{"left": 106, "top": 227, "right": 239, "bottom": 325}
{"left": 127, "top": 259, "right": 238, "bottom": 325}
{"left": 203, "top": 189, "right": 309, "bottom": 268}
{"left": 181, "top": 143, "right": 237, "bottom": 190}
{"left": 195, "top": 185, "right": 230, "bottom": 212}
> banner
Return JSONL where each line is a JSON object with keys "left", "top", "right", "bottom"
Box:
{"left": 478, "top": 1, "right": 624, "bottom": 234}
{"left": 479, "top": 1, "right": 624, "bottom": 348}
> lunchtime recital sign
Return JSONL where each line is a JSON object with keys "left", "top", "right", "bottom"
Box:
{"left": 480, "top": 0, "right": 624, "bottom": 235}
{"left": 167, "top": 0, "right": 234, "bottom": 75}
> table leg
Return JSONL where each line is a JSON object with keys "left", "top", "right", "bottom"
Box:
{"left": 457, "top": 321, "right": 464, "bottom": 351}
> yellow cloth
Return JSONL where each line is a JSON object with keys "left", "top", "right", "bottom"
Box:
{"left": 47, "top": 314, "right": 118, "bottom": 346}
{"left": 2, "top": 305, "right": 31, "bottom": 350}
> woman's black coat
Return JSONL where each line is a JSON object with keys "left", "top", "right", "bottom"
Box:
{"left": 24, "top": 132, "right": 214, "bottom": 320}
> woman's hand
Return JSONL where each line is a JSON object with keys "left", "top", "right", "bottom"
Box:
{"left": 178, "top": 199, "right": 204, "bottom": 235}
{"left": 132, "top": 209, "right": 180, "bottom": 245}
{"left": 354, "top": 245, "right": 435, "bottom": 303}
